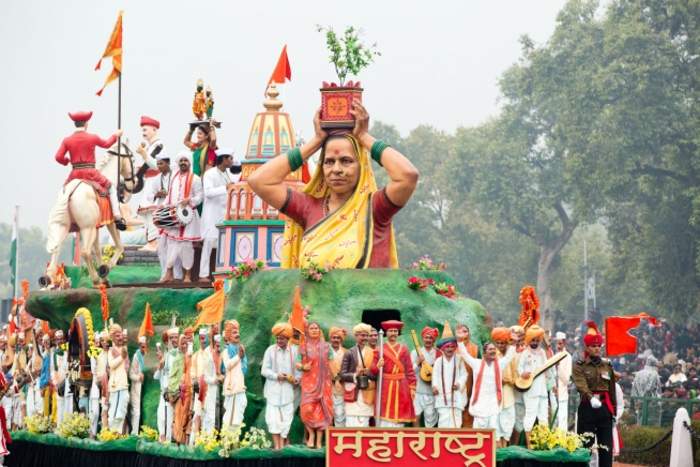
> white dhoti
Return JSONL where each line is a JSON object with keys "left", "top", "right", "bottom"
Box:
{"left": 514, "top": 392, "right": 525, "bottom": 432}
{"left": 523, "top": 395, "right": 548, "bottom": 431}
{"left": 265, "top": 402, "right": 294, "bottom": 438}
{"left": 157, "top": 394, "right": 173, "bottom": 441}
{"left": 473, "top": 414, "right": 499, "bottom": 430}
{"left": 414, "top": 393, "right": 438, "bottom": 427}
{"left": 198, "top": 237, "right": 217, "bottom": 279}
{"left": 108, "top": 389, "right": 128, "bottom": 432}
{"left": 377, "top": 419, "right": 404, "bottom": 428}
{"left": 497, "top": 405, "right": 515, "bottom": 440}
{"left": 557, "top": 396, "right": 569, "bottom": 431}
{"left": 202, "top": 384, "right": 220, "bottom": 433}
{"left": 437, "top": 407, "right": 463, "bottom": 428}
{"left": 26, "top": 386, "right": 37, "bottom": 418}
{"left": 158, "top": 235, "right": 183, "bottom": 280}
{"left": 89, "top": 395, "right": 100, "bottom": 436}
{"left": 129, "top": 383, "right": 142, "bottom": 435}
{"left": 55, "top": 395, "right": 64, "bottom": 425}
{"left": 223, "top": 392, "right": 247, "bottom": 429}
{"left": 332, "top": 393, "right": 346, "bottom": 427}
{"left": 345, "top": 415, "right": 370, "bottom": 427}
{"left": 11, "top": 393, "right": 23, "bottom": 428}
{"left": 166, "top": 240, "right": 194, "bottom": 270}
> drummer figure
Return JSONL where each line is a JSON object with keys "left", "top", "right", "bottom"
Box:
{"left": 160, "top": 152, "right": 203, "bottom": 283}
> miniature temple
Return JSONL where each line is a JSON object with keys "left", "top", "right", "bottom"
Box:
{"left": 215, "top": 84, "right": 306, "bottom": 271}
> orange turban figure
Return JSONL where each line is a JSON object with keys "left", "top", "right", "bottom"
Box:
{"left": 491, "top": 327, "right": 510, "bottom": 343}
{"left": 524, "top": 324, "right": 545, "bottom": 345}
{"left": 329, "top": 327, "right": 346, "bottom": 340}
{"left": 272, "top": 323, "right": 293, "bottom": 338}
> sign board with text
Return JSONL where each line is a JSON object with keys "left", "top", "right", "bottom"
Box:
{"left": 326, "top": 427, "right": 496, "bottom": 467}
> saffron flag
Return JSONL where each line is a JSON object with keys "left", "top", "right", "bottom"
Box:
{"left": 139, "top": 302, "right": 155, "bottom": 338}
{"left": 8, "top": 206, "right": 18, "bottom": 297}
{"left": 289, "top": 286, "right": 305, "bottom": 344}
{"left": 95, "top": 11, "right": 123, "bottom": 96}
{"left": 266, "top": 45, "right": 291, "bottom": 91}
{"left": 605, "top": 312, "right": 659, "bottom": 357}
{"left": 194, "top": 279, "right": 225, "bottom": 328}
{"left": 99, "top": 284, "right": 110, "bottom": 324}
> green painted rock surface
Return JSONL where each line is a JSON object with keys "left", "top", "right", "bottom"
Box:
{"left": 27, "top": 268, "right": 491, "bottom": 438}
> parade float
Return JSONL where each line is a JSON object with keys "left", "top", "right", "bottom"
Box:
{"left": 8, "top": 15, "right": 592, "bottom": 467}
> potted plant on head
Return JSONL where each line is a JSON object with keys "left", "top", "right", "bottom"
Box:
{"left": 317, "top": 25, "right": 380, "bottom": 130}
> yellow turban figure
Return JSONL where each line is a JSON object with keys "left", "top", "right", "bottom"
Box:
{"left": 271, "top": 323, "right": 293, "bottom": 338}
{"left": 352, "top": 323, "right": 372, "bottom": 335}
{"left": 524, "top": 325, "right": 545, "bottom": 344}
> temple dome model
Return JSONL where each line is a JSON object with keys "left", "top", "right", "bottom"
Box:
{"left": 216, "top": 84, "right": 305, "bottom": 271}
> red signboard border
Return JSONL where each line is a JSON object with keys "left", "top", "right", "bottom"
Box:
{"left": 325, "top": 427, "right": 497, "bottom": 467}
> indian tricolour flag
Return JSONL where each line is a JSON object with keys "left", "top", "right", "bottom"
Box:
{"left": 9, "top": 206, "right": 18, "bottom": 297}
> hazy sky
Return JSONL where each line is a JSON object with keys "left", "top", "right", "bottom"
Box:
{"left": 0, "top": 0, "right": 566, "bottom": 228}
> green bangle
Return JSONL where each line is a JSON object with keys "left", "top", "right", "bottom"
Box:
{"left": 370, "top": 140, "right": 390, "bottom": 166}
{"left": 287, "top": 147, "right": 303, "bottom": 172}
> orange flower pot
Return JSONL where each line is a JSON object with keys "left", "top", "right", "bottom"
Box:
{"left": 319, "top": 81, "right": 363, "bottom": 129}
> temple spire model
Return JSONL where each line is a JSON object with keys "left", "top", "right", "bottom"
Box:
{"left": 215, "top": 84, "right": 304, "bottom": 271}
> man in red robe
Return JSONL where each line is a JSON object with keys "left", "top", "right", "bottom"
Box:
{"left": 371, "top": 320, "right": 417, "bottom": 426}
{"left": 54, "top": 111, "right": 126, "bottom": 230}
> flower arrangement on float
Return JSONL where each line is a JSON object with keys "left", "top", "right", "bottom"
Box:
{"left": 316, "top": 25, "right": 380, "bottom": 130}
{"left": 407, "top": 276, "right": 435, "bottom": 291}
{"left": 75, "top": 307, "right": 102, "bottom": 359}
{"left": 230, "top": 259, "right": 266, "bottom": 282}
{"left": 25, "top": 414, "right": 53, "bottom": 434}
{"left": 529, "top": 424, "right": 590, "bottom": 453}
{"left": 97, "top": 428, "right": 127, "bottom": 442}
{"left": 139, "top": 425, "right": 159, "bottom": 442}
{"left": 410, "top": 255, "right": 446, "bottom": 271}
{"left": 56, "top": 412, "right": 90, "bottom": 439}
{"left": 433, "top": 281, "right": 457, "bottom": 299}
{"left": 194, "top": 424, "right": 271, "bottom": 457}
{"left": 301, "top": 261, "right": 329, "bottom": 282}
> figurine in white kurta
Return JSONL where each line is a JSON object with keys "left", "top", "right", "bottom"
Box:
{"left": 459, "top": 330, "right": 516, "bottom": 430}
{"left": 261, "top": 323, "right": 299, "bottom": 450}
{"left": 431, "top": 332, "right": 466, "bottom": 428}
{"left": 198, "top": 148, "right": 239, "bottom": 282}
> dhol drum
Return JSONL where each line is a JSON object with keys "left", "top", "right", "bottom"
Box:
{"left": 176, "top": 205, "right": 194, "bottom": 226}
{"left": 152, "top": 206, "right": 179, "bottom": 229}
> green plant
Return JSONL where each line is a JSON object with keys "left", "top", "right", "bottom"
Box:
{"left": 317, "top": 25, "right": 380, "bottom": 85}
{"left": 218, "top": 425, "right": 244, "bottom": 457}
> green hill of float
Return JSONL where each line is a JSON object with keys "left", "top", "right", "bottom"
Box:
{"left": 27, "top": 268, "right": 491, "bottom": 437}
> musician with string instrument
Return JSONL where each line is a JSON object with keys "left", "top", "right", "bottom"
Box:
{"left": 517, "top": 325, "right": 556, "bottom": 448}
{"left": 410, "top": 327, "right": 439, "bottom": 427}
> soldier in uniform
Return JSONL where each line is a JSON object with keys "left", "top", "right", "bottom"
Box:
{"left": 572, "top": 321, "right": 616, "bottom": 467}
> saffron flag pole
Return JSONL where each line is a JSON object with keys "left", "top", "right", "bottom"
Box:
{"left": 265, "top": 45, "right": 291, "bottom": 95}
{"left": 95, "top": 10, "right": 124, "bottom": 197}
{"left": 9, "top": 206, "right": 19, "bottom": 299}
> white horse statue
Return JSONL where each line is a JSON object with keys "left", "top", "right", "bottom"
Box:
{"left": 45, "top": 142, "right": 141, "bottom": 287}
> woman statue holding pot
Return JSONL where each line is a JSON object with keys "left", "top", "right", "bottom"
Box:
{"left": 248, "top": 100, "right": 419, "bottom": 268}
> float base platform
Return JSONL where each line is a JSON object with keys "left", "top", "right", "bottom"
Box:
{"left": 6, "top": 433, "right": 589, "bottom": 467}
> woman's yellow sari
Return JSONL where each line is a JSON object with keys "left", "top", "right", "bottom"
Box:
{"left": 281, "top": 135, "right": 398, "bottom": 269}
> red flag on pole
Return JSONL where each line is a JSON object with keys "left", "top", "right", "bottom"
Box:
{"left": 604, "top": 312, "right": 658, "bottom": 357}
{"left": 266, "top": 45, "right": 291, "bottom": 92}
{"left": 95, "top": 11, "right": 123, "bottom": 96}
